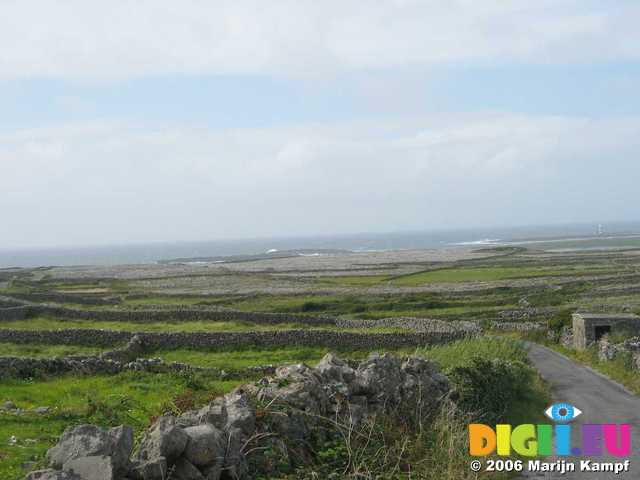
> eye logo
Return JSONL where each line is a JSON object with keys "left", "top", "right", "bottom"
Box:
{"left": 545, "top": 403, "right": 582, "bottom": 423}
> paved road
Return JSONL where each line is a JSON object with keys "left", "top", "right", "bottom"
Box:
{"left": 520, "top": 343, "right": 640, "bottom": 479}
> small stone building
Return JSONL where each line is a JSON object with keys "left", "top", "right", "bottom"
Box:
{"left": 573, "top": 313, "right": 640, "bottom": 350}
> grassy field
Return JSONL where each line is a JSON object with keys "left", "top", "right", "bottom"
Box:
{"left": 2, "top": 247, "right": 637, "bottom": 478}
{"left": 0, "top": 317, "right": 413, "bottom": 334}
{"left": 146, "top": 345, "right": 417, "bottom": 369}
{"left": 0, "top": 343, "right": 108, "bottom": 358}
{"left": 0, "top": 337, "right": 546, "bottom": 480}
{"left": 390, "top": 265, "right": 617, "bottom": 286}
{"left": 0, "top": 317, "right": 321, "bottom": 333}
{"left": 0, "top": 371, "right": 243, "bottom": 480}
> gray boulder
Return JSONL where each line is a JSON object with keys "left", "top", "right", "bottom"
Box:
{"left": 129, "top": 456, "right": 167, "bottom": 480}
{"left": 47, "top": 424, "right": 132, "bottom": 473}
{"left": 183, "top": 424, "right": 225, "bottom": 467}
{"left": 223, "top": 391, "right": 255, "bottom": 435}
{"left": 24, "top": 470, "right": 79, "bottom": 480}
{"left": 109, "top": 425, "right": 134, "bottom": 474}
{"left": 201, "top": 463, "right": 222, "bottom": 480}
{"left": 171, "top": 458, "right": 205, "bottom": 480}
{"left": 197, "top": 399, "right": 227, "bottom": 426}
{"left": 315, "top": 353, "right": 356, "bottom": 385}
{"left": 222, "top": 428, "right": 248, "bottom": 480}
{"left": 62, "top": 455, "right": 115, "bottom": 480}
{"left": 136, "top": 416, "right": 188, "bottom": 462}
{"left": 354, "top": 353, "right": 403, "bottom": 405}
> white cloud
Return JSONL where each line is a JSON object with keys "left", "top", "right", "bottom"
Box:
{"left": 1, "top": 113, "right": 639, "bottom": 248}
{"left": 1, "top": 0, "right": 639, "bottom": 79}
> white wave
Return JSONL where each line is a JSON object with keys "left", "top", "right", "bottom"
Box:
{"left": 451, "top": 238, "right": 502, "bottom": 246}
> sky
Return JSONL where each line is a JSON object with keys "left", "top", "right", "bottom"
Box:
{"left": 2, "top": 0, "right": 640, "bottom": 249}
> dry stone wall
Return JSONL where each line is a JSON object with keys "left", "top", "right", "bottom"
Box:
{"left": 24, "top": 353, "right": 450, "bottom": 480}
{"left": 0, "top": 304, "right": 336, "bottom": 326}
{"left": 0, "top": 328, "right": 470, "bottom": 350}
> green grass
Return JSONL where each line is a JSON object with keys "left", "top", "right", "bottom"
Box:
{"left": 314, "top": 275, "right": 391, "bottom": 286}
{"left": 416, "top": 336, "right": 529, "bottom": 369}
{"left": 147, "top": 345, "right": 416, "bottom": 370}
{"left": 0, "top": 343, "right": 108, "bottom": 358}
{"left": 0, "top": 317, "right": 324, "bottom": 333}
{"left": 0, "top": 371, "right": 243, "bottom": 480}
{"left": 0, "top": 337, "right": 547, "bottom": 480}
{"left": 391, "top": 265, "right": 618, "bottom": 286}
{"left": 0, "top": 317, "right": 415, "bottom": 334}
{"left": 124, "top": 294, "right": 241, "bottom": 307}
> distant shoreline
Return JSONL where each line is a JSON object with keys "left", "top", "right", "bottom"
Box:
{"left": 2, "top": 223, "right": 640, "bottom": 269}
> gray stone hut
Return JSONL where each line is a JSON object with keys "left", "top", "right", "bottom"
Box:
{"left": 572, "top": 313, "right": 640, "bottom": 349}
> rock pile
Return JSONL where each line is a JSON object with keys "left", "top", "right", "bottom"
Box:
{"left": 24, "top": 352, "right": 450, "bottom": 480}
{"left": 598, "top": 336, "right": 640, "bottom": 367}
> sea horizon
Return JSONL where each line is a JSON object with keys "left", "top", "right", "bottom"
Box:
{"left": 2, "top": 220, "right": 640, "bottom": 269}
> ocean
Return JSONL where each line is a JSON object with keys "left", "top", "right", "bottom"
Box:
{"left": 2, "top": 222, "right": 640, "bottom": 268}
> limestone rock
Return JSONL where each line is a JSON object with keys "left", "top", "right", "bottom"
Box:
{"left": 129, "top": 456, "right": 167, "bottom": 480}
{"left": 222, "top": 428, "right": 248, "bottom": 480}
{"left": 136, "top": 416, "right": 188, "bottom": 462}
{"left": 183, "top": 424, "right": 225, "bottom": 467}
{"left": 201, "top": 463, "right": 222, "bottom": 480}
{"left": 223, "top": 391, "right": 255, "bottom": 435}
{"left": 46, "top": 425, "right": 112, "bottom": 469}
{"left": 63, "top": 455, "right": 115, "bottom": 480}
{"left": 171, "top": 458, "right": 205, "bottom": 480}
{"left": 24, "top": 470, "right": 80, "bottom": 480}
{"left": 354, "top": 353, "right": 403, "bottom": 405}
{"left": 46, "top": 424, "right": 133, "bottom": 474}
{"left": 108, "top": 425, "right": 134, "bottom": 474}
{"left": 315, "top": 353, "right": 356, "bottom": 385}
{"left": 198, "top": 399, "right": 227, "bottom": 426}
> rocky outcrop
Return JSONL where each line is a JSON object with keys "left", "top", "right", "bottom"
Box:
{"left": 26, "top": 353, "right": 450, "bottom": 480}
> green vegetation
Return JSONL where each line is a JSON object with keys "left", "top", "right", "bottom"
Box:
{"left": 390, "top": 265, "right": 616, "bottom": 286}
{"left": 0, "top": 337, "right": 547, "bottom": 480}
{"left": 0, "top": 317, "right": 413, "bottom": 334}
{"left": 0, "top": 343, "right": 107, "bottom": 358}
{"left": 0, "top": 317, "right": 318, "bottom": 333}
{"left": 0, "top": 371, "right": 243, "bottom": 480}
{"left": 4, "top": 247, "right": 636, "bottom": 478}
{"left": 124, "top": 294, "right": 242, "bottom": 307}
{"left": 416, "top": 336, "right": 528, "bottom": 368}
{"left": 220, "top": 292, "right": 516, "bottom": 319}
{"left": 256, "top": 336, "right": 548, "bottom": 480}
{"left": 147, "top": 345, "right": 415, "bottom": 370}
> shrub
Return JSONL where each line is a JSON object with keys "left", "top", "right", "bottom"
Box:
{"left": 448, "top": 357, "right": 535, "bottom": 423}
{"left": 548, "top": 308, "right": 574, "bottom": 333}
